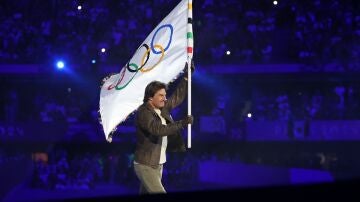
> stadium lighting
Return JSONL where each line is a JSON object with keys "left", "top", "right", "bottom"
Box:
{"left": 56, "top": 61, "right": 65, "bottom": 69}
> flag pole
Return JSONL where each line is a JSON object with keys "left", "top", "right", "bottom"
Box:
{"left": 187, "top": 58, "right": 192, "bottom": 149}
{"left": 187, "top": 0, "right": 193, "bottom": 148}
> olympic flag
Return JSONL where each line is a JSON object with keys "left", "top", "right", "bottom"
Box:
{"left": 99, "top": 0, "right": 193, "bottom": 143}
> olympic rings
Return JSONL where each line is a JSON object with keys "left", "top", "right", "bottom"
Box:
{"left": 127, "top": 44, "right": 150, "bottom": 72}
{"left": 151, "top": 24, "right": 173, "bottom": 54}
{"left": 127, "top": 63, "right": 139, "bottom": 73}
{"left": 106, "top": 23, "right": 174, "bottom": 91}
{"left": 140, "top": 44, "right": 164, "bottom": 72}
{"left": 115, "top": 69, "right": 138, "bottom": 90}
{"left": 107, "top": 66, "right": 126, "bottom": 90}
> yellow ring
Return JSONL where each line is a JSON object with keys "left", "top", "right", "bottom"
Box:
{"left": 140, "top": 44, "right": 165, "bottom": 72}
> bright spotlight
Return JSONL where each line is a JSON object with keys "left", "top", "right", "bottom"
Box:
{"left": 56, "top": 61, "right": 65, "bottom": 69}
{"left": 247, "top": 113, "right": 252, "bottom": 118}
{"left": 226, "top": 50, "right": 231, "bottom": 55}
{"left": 91, "top": 59, "right": 96, "bottom": 64}
{"left": 273, "top": 1, "right": 278, "bottom": 5}
{"left": 101, "top": 48, "right": 106, "bottom": 53}
{"left": 77, "top": 5, "right": 82, "bottom": 10}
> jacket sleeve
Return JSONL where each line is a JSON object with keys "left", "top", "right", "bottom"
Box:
{"left": 164, "top": 77, "right": 187, "bottom": 110}
{"left": 137, "top": 109, "right": 184, "bottom": 137}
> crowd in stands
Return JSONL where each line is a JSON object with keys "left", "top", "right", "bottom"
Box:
{"left": 0, "top": 83, "right": 99, "bottom": 123}
{"left": 1, "top": 0, "right": 360, "bottom": 196}
{"left": 28, "top": 143, "right": 354, "bottom": 191}
{"left": 0, "top": 0, "right": 359, "bottom": 67}
{"left": 1, "top": 80, "right": 360, "bottom": 124}
{"left": 31, "top": 150, "right": 106, "bottom": 190}
{"left": 0, "top": 151, "right": 27, "bottom": 167}
{"left": 1, "top": 77, "right": 359, "bottom": 143}
{"left": 29, "top": 148, "right": 199, "bottom": 191}
{"left": 249, "top": 83, "right": 360, "bottom": 121}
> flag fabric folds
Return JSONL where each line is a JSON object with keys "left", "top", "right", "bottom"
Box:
{"left": 99, "top": 0, "right": 190, "bottom": 141}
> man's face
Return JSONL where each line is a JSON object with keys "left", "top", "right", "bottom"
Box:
{"left": 149, "top": 88, "right": 167, "bottom": 109}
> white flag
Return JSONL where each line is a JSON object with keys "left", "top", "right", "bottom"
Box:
{"left": 99, "top": 0, "right": 190, "bottom": 141}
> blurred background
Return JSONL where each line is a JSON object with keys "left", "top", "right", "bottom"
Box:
{"left": 0, "top": 0, "right": 360, "bottom": 200}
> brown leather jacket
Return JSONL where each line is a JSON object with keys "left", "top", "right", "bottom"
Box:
{"left": 134, "top": 77, "right": 187, "bottom": 167}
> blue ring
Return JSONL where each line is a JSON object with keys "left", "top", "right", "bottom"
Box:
{"left": 151, "top": 24, "right": 173, "bottom": 54}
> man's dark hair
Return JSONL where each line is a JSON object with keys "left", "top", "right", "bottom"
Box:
{"left": 143, "top": 81, "right": 167, "bottom": 103}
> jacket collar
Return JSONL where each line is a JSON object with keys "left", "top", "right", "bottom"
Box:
{"left": 143, "top": 102, "right": 172, "bottom": 121}
{"left": 144, "top": 102, "right": 154, "bottom": 111}
{"left": 143, "top": 102, "right": 160, "bottom": 116}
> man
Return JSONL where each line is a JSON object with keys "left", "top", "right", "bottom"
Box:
{"left": 133, "top": 61, "right": 194, "bottom": 194}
